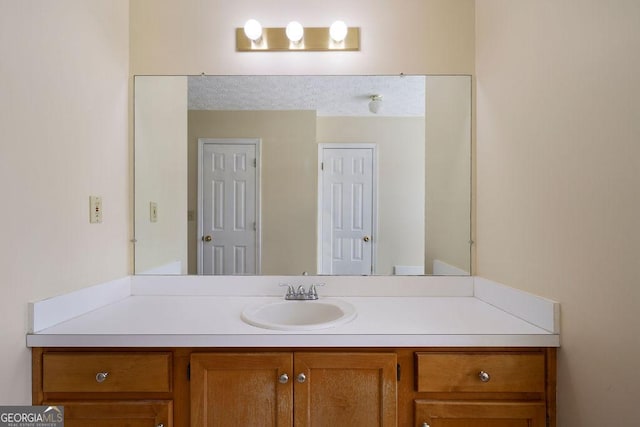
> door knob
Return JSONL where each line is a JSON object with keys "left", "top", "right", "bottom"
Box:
{"left": 202, "top": 235, "right": 212, "bottom": 242}
{"left": 363, "top": 236, "right": 370, "bottom": 242}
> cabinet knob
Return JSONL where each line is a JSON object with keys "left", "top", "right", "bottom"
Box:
{"left": 95, "top": 372, "right": 109, "bottom": 383}
{"left": 422, "top": 423, "right": 430, "bottom": 427}
{"left": 296, "top": 373, "right": 307, "bottom": 383}
{"left": 478, "top": 370, "right": 491, "bottom": 382}
{"left": 157, "top": 424, "right": 164, "bottom": 427}
{"left": 278, "top": 373, "right": 289, "bottom": 384}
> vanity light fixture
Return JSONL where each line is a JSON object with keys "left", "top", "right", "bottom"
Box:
{"left": 243, "top": 19, "right": 263, "bottom": 42}
{"left": 329, "top": 20, "right": 348, "bottom": 43}
{"left": 285, "top": 21, "right": 304, "bottom": 44}
{"left": 368, "top": 95, "right": 383, "bottom": 114}
{"left": 236, "top": 20, "right": 359, "bottom": 51}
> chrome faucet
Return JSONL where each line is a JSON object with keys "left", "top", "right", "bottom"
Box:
{"left": 281, "top": 283, "right": 323, "bottom": 300}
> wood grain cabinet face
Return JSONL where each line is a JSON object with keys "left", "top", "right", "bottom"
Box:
{"left": 415, "top": 352, "right": 545, "bottom": 393}
{"left": 35, "top": 351, "right": 174, "bottom": 427}
{"left": 32, "top": 347, "right": 555, "bottom": 427}
{"left": 190, "top": 352, "right": 397, "bottom": 427}
{"left": 294, "top": 352, "right": 397, "bottom": 427}
{"left": 46, "top": 401, "right": 172, "bottom": 427}
{"left": 413, "top": 351, "right": 552, "bottom": 427}
{"left": 190, "top": 352, "right": 293, "bottom": 427}
{"left": 414, "top": 400, "right": 547, "bottom": 427}
{"left": 42, "top": 352, "right": 172, "bottom": 393}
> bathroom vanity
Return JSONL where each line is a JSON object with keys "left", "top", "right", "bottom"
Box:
{"left": 28, "top": 275, "right": 559, "bottom": 427}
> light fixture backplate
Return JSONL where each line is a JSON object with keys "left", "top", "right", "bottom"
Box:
{"left": 236, "top": 26, "right": 360, "bottom": 51}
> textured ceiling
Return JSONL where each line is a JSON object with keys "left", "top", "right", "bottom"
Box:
{"left": 188, "top": 75, "right": 425, "bottom": 117}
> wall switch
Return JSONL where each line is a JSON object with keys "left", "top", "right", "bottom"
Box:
{"left": 150, "top": 202, "right": 158, "bottom": 223}
{"left": 89, "top": 196, "right": 102, "bottom": 223}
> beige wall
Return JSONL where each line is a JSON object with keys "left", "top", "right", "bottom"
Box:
{"left": 476, "top": 1, "right": 640, "bottom": 425}
{"left": 0, "top": 1, "right": 130, "bottom": 404}
{"left": 425, "top": 76, "right": 472, "bottom": 274}
{"left": 188, "top": 110, "right": 318, "bottom": 274}
{"left": 130, "top": 0, "right": 475, "bottom": 75}
{"left": 134, "top": 76, "right": 188, "bottom": 274}
{"left": 317, "top": 117, "right": 425, "bottom": 274}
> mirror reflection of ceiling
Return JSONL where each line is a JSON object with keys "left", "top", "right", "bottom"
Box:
{"left": 187, "top": 75, "right": 426, "bottom": 117}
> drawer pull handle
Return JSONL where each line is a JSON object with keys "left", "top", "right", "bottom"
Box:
{"left": 478, "top": 370, "right": 491, "bottom": 382}
{"left": 95, "top": 372, "right": 109, "bottom": 383}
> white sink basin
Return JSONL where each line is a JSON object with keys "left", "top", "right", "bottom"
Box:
{"left": 241, "top": 299, "right": 357, "bottom": 331}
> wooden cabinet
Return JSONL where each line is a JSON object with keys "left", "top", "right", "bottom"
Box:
{"left": 412, "top": 349, "right": 555, "bottom": 427}
{"left": 33, "top": 349, "right": 174, "bottom": 427}
{"left": 50, "top": 401, "right": 172, "bottom": 427}
{"left": 294, "top": 352, "right": 397, "bottom": 426}
{"left": 190, "top": 352, "right": 397, "bottom": 427}
{"left": 414, "top": 400, "right": 546, "bottom": 426}
{"left": 32, "top": 347, "right": 555, "bottom": 427}
{"left": 42, "top": 352, "right": 172, "bottom": 393}
{"left": 190, "top": 352, "right": 293, "bottom": 426}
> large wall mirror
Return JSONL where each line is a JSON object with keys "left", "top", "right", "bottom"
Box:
{"left": 134, "top": 75, "right": 471, "bottom": 276}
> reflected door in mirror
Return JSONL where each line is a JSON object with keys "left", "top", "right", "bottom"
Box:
{"left": 199, "top": 140, "right": 259, "bottom": 274}
{"left": 320, "top": 146, "right": 375, "bottom": 275}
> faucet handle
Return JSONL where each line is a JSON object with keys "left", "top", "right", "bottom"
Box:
{"left": 309, "top": 283, "right": 325, "bottom": 298}
{"left": 279, "top": 283, "right": 295, "bottom": 297}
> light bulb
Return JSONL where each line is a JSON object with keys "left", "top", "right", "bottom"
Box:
{"left": 286, "top": 21, "right": 304, "bottom": 43}
{"left": 244, "top": 19, "right": 262, "bottom": 41}
{"left": 330, "top": 20, "right": 348, "bottom": 42}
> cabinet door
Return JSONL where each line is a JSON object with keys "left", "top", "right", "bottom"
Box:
{"left": 48, "top": 401, "right": 172, "bottom": 427}
{"left": 294, "top": 352, "right": 397, "bottom": 427}
{"left": 415, "top": 400, "right": 546, "bottom": 427}
{"left": 190, "top": 353, "right": 293, "bottom": 427}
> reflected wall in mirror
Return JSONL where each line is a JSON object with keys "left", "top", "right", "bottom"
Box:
{"left": 134, "top": 75, "right": 471, "bottom": 276}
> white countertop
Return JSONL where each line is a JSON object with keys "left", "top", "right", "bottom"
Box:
{"left": 26, "top": 275, "right": 560, "bottom": 348}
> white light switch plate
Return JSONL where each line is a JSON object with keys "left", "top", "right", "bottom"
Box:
{"left": 89, "top": 196, "right": 102, "bottom": 223}
{"left": 150, "top": 202, "right": 158, "bottom": 223}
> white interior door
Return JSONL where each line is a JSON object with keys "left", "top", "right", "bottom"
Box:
{"left": 199, "top": 140, "right": 259, "bottom": 275}
{"left": 319, "top": 146, "right": 375, "bottom": 275}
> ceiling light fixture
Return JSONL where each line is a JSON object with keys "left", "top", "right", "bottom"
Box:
{"left": 369, "top": 95, "right": 383, "bottom": 114}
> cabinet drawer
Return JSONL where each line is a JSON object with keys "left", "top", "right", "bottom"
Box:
{"left": 42, "top": 352, "right": 172, "bottom": 393}
{"left": 44, "top": 401, "right": 172, "bottom": 427}
{"left": 414, "top": 399, "right": 547, "bottom": 426}
{"left": 415, "top": 352, "right": 545, "bottom": 393}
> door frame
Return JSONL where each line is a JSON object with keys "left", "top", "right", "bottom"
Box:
{"left": 317, "top": 143, "right": 378, "bottom": 275}
{"left": 197, "top": 138, "right": 262, "bottom": 275}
